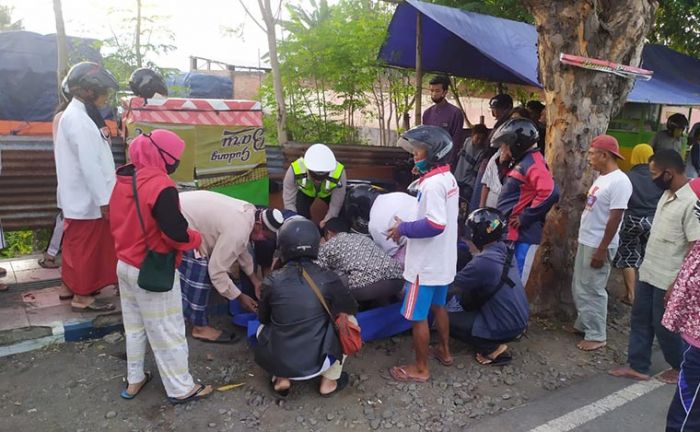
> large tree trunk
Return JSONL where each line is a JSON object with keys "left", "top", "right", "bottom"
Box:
{"left": 53, "top": 0, "right": 68, "bottom": 95}
{"left": 522, "top": 0, "right": 658, "bottom": 317}
{"left": 259, "top": 0, "right": 288, "bottom": 145}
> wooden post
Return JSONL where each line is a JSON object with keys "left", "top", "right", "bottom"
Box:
{"left": 53, "top": 0, "right": 68, "bottom": 97}
{"left": 414, "top": 12, "right": 423, "bottom": 127}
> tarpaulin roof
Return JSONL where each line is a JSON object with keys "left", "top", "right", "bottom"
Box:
{"left": 167, "top": 72, "right": 233, "bottom": 99}
{"left": 0, "top": 31, "right": 102, "bottom": 122}
{"left": 378, "top": 0, "right": 700, "bottom": 106}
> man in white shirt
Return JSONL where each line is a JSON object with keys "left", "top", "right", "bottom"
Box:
{"left": 55, "top": 62, "right": 119, "bottom": 312}
{"left": 571, "top": 135, "right": 633, "bottom": 351}
{"left": 388, "top": 126, "right": 459, "bottom": 383}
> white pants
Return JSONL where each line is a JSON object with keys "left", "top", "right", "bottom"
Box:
{"left": 117, "top": 260, "right": 195, "bottom": 398}
{"left": 47, "top": 212, "right": 64, "bottom": 257}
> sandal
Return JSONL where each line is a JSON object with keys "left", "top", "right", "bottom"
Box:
{"left": 388, "top": 366, "right": 429, "bottom": 383}
{"left": 0, "top": 267, "right": 6, "bottom": 278}
{"left": 168, "top": 384, "right": 212, "bottom": 405}
{"left": 120, "top": 372, "right": 152, "bottom": 400}
{"left": 193, "top": 330, "right": 239, "bottom": 344}
{"left": 270, "top": 376, "right": 290, "bottom": 398}
{"left": 475, "top": 351, "right": 512, "bottom": 366}
{"left": 38, "top": 256, "right": 60, "bottom": 269}
{"left": 61, "top": 290, "right": 101, "bottom": 301}
{"left": 321, "top": 372, "right": 349, "bottom": 398}
{"left": 429, "top": 345, "right": 454, "bottom": 366}
{"left": 71, "top": 298, "right": 115, "bottom": 313}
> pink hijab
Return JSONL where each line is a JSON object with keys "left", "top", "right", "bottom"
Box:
{"left": 129, "top": 129, "right": 185, "bottom": 173}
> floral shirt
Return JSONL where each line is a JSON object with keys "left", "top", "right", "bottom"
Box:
{"left": 316, "top": 232, "right": 403, "bottom": 290}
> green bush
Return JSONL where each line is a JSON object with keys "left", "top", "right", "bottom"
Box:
{"left": 1, "top": 228, "right": 51, "bottom": 258}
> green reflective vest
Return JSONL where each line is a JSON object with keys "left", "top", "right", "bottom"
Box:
{"left": 291, "top": 157, "right": 345, "bottom": 199}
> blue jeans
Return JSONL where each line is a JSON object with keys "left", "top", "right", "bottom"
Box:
{"left": 667, "top": 344, "right": 700, "bottom": 431}
{"left": 628, "top": 281, "right": 683, "bottom": 374}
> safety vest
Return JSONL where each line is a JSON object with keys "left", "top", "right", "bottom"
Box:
{"left": 291, "top": 157, "right": 345, "bottom": 199}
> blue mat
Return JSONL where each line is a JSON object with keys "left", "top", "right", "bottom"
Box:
{"left": 232, "top": 301, "right": 413, "bottom": 344}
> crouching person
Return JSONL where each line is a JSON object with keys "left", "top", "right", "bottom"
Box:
{"left": 449, "top": 208, "right": 529, "bottom": 366}
{"left": 254, "top": 217, "right": 358, "bottom": 397}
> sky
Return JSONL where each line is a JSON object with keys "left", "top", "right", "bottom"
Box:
{"left": 3, "top": 0, "right": 324, "bottom": 71}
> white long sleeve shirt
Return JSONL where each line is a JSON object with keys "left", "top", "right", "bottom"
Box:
{"left": 54, "top": 99, "right": 116, "bottom": 219}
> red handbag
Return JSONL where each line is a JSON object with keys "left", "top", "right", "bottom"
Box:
{"left": 302, "top": 268, "right": 363, "bottom": 356}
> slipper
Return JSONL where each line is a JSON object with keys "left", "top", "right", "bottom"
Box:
{"left": 429, "top": 346, "right": 454, "bottom": 366}
{"left": 71, "top": 299, "right": 115, "bottom": 313}
{"left": 576, "top": 340, "right": 607, "bottom": 352}
{"left": 321, "top": 372, "right": 349, "bottom": 398}
{"left": 270, "top": 376, "right": 290, "bottom": 398}
{"left": 120, "top": 372, "right": 152, "bottom": 400}
{"left": 475, "top": 352, "right": 512, "bottom": 366}
{"left": 193, "top": 330, "right": 239, "bottom": 344}
{"left": 167, "top": 384, "right": 212, "bottom": 405}
{"left": 0, "top": 283, "right": 7, "bottom": 292}
{"left": 0, "top": 267, "right": 6, "bottom": 278}
{"left": 61, "top": 290, "right": 101, "bottom": 301}
{"left": 388, "top": 366, "right": 429, "bottom": 383}
{"left": 38, "top": 257, "right": 60, "bottom": 269}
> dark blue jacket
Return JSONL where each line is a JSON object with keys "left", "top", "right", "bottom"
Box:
{"left": 454, "top": 242, "right": 529, "bottom": 340}
{"left": 497, "top": 150, "right": 559, "bottom": 244}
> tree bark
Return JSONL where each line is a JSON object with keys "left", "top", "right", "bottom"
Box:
{"left": 135, "top": 0, "right": 142, "bottom": 68}
{"left": 53, "top": 0, "right": 68, "bottom": 96}
{"left": 522, "top": 0, "right": 658, "bottom": 317}
{"left": 258, "top": 0, "right": 288, "bottom": 145}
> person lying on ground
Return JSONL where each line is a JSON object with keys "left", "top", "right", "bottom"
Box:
{"left": 254, "top": 217, "right": 358, "bottom": 398}
{"left": 449, "top": 208, "right": 529, "bottom": 367}
{"left": 317, "top": 217, "right": 404, "bottom": 309}
{"left": 179, "top": 190, "right": 284, "bottom": 343}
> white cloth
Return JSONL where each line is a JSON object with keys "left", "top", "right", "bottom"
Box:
{"left": 368, "top": 192, "right": 417, "bottom": 257}
{"left": 118, "top": 260, "right": 196, "bottom": 398}
{"left": 403, "top": 168, "right": 459, "bottom": 285}
{"left": 54, "top": 99, "right": 116, "bottom": 219}
{"left": 481, "top": 151, "right": 502, "bottom": 207}
{"left": 47, "top": 212, "right": 64, "bottom": 257}
{"left": 578, "top": 169, "right": 632, "bottom": 249}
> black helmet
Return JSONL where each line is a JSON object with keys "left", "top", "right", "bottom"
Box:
{"left": 277, "top": 217, "right": 320, "bottom": 262}
{"left": 489, "top": 94, "right": 513, "bottom": 110}
{"left": 65, "top": 62, "right": 118, "bottom": 93}
{"left": 667, "top": 113, "right": 689, "bottom": 132}
{"left": 490, "top": 117, "right": 539, "bottom": 161}
{"left": 344, "top": 183, "right": 387, "bottom": 234}
{"left": 129, "top": 68, "right": 168, "bottom": 99}
{"left": 397, "top": 125, "right": 453, "bottom": 168}
{"left": 467, "top": 207, "right": 505, "bottom": 249}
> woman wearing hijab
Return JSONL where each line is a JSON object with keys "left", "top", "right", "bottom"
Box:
{"left": 613, "top": 144, "right": 663, "bottom": 305}
{"left": 109, "top": 129, "right": 213, "bottom": 404}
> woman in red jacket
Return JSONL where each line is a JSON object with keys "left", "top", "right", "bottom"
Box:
{"left": 110, "top": 129, "right": 212, "bottom": 404}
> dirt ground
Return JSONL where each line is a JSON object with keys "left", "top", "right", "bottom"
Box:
{"left": 0, "top": 273, "right": 633, "bottom": 432}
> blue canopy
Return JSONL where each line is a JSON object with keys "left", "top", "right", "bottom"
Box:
{"left": 166, "top": 72, "right": 233, "bottom": 99}
{"left": 378, "top": 0, "right": 700, "bottom": 106}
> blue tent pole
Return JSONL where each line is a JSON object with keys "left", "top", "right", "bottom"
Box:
{"left": 414, "top": 12, "right": 423, "bottom": 127}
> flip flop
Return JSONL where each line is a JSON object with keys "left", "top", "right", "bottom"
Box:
{"left": 475, "top": 352, "right": 512, "bottom": 366}
{"left": 61, "top": 290, "right": 102, "bottom": 301}
{"left": 388, "top": 366, "right": 429, "bottom": 383}
{"left": 269, "top": 376, "right": 290, "bottom": 398}
{"left": 38, "top": 257, "right": 60, "bottom": 269}
{"left": 321, "top": 372, "right": 349, "bottom": 398}
{"left": 0, "top": 267, "right": 6, "bottom": 278}
{"left": 576, "top": 340, "right": 607, "bottom": 352}
{"left": 167, "top": 384, "right": 212, "bottom": 405}
{"left": 193, "top": 330, "right": 240, "bottom": 344}
{"left": 120, "top": 372, "right": 152, "bottom": 400}
{"left": 71, "top": 298, "right": 115, "bottom": 313}
{"left": 0, "top": 283, "right": 7, "bottom": 292}
{"left": 429, "top": 346, "right": 454, "bottom": 366}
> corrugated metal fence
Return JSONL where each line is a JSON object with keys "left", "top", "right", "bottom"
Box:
{"left": 0, "top": 138, "right": 407, "bottom": 231}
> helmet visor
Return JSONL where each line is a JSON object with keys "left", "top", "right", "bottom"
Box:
{"left": 397, "top": 136, "right": 428, "bottom": 154}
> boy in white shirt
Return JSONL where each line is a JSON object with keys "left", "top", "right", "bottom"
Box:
{"left": 387, "top": 126, "right": 459, "bottom": 382}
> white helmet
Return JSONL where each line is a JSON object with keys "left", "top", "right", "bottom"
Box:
{"left": 303, "top": 143, "right": 337, "bottom": 173}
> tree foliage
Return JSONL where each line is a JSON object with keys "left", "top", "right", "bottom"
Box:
{"left": 649, "top": 0, "right": 700, "bottom": 58}
{"left": 0, "top": 4, "right": 23, "bottom": 31}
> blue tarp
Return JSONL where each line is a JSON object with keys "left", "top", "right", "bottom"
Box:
{"left": 0, "top": 31, "right": 103, "bottom": 122}
{"left": 167, "top": 72, "right": 233, "bottom": 99}
{"left": 378, "top": 0, "right": 700, "bottom": 106}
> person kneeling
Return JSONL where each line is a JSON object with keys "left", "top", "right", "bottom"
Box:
{"left": 254, "top": 217, "right": 358, "bottom": 397}
{"left": 450, "top": 208, "right": 529, "bottom": 366}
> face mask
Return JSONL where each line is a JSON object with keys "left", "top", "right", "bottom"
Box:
{"left": 166, "top": 159, "right": 180, "bottom": 174}
{"left": 652, "top": 171, "right": 672, "bottom": 190}
{"left": 414, "top": 158, "right": 429, "bottom": 174}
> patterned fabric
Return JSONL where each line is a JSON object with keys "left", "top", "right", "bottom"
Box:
{"left": 663, "top": 240, "right": 700, "bottom": 341}
{"left": 179, "top": 251, "right": 214, "bottom": 326}
{"left": 316, "top": 232, "right": 403, "bottom": 290}
{"left": 613, "top": 214, "right": 653, "bottom": 268}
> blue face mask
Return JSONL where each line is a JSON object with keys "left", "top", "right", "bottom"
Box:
{"left": 414, "top": 158, "right": 429, "bottom": 174}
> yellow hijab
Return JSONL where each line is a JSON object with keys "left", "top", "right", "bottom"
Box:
{"left": 630, "top": 143, "right": 654, "bottom": 167}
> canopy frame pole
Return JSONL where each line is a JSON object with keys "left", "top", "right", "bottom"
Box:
{"left": 414, "top": 12, "right": 423, "bottom": 127}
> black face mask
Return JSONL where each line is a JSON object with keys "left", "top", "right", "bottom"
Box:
{"left": 143, "top": 132, "right": 179, "bottom": 174}
{"left": 166, "top": 159, "right": 180, "bottom": 174}
{"left": 652, "top": 171, "right": 672, "bottom": 190}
